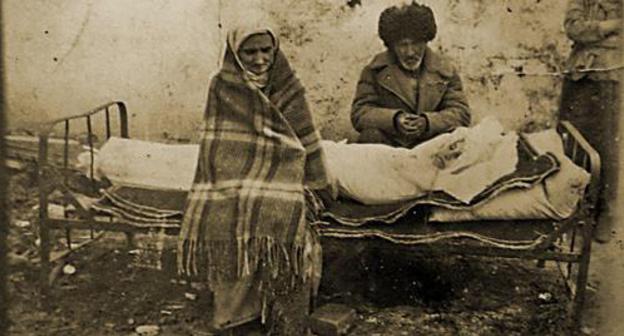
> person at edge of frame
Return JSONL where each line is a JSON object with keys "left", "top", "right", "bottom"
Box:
{"left": 559, "top": 0, "right": 622, "bottom": 243}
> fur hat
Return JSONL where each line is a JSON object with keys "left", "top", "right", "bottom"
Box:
{"left": 378, "top": 1, "right": 437, "bottom": 47}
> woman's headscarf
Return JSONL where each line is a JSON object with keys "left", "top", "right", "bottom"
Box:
{"left": 226, "top": 25, "right": 279, "bottom": 89}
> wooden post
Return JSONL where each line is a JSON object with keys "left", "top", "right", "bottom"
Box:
{"left": 0, "top": 11, "right": 9, "bottom": 331}
{"left": 0, "top": 130, "right": 7, "bottom": 336}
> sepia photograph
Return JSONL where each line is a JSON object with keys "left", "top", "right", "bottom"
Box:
{"left": 1, "top": 0, "right": 623, "bottom": 335}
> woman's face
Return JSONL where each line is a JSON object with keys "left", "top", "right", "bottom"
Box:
{"left": 237, "top": 33, "right": 275, "bottom": 75}
{"left": 393, "top": 38, "right": 426, "bottom": 72}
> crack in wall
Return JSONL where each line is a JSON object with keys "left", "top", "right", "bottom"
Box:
{"left": 54, "top": 1, "right": 93, "bottom": 71}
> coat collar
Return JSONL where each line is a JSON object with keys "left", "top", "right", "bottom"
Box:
{"left": 370, "top": 47, "right": 454, "bottom": 113}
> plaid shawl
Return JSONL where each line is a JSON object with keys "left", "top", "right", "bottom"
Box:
{"left": 177, "top": 32, "right": 327, "bottom": 287}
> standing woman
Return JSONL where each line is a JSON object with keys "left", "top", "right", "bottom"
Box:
{"left": 560, "top": 0, "right": 622, "bottom": 242}
{"left": 178, "top": 25, "right": 327, "bottom": 334}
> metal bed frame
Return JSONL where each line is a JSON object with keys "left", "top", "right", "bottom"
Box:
{"left": 36, "top": 101, "right": 600, "bottom": 330}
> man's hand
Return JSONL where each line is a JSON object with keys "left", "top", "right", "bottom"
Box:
{"left": 395, "top": 112, "right": 427, "bottom": 137}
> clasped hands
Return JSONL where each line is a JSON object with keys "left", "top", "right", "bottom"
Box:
{"left": 394, "top": 111, "right": 428, "bottom": 137}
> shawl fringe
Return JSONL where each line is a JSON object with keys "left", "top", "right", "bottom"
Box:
{"left": 178, "top": 235, "right": 310, "bottom": 289}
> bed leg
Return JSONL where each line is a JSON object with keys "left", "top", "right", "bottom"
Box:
{"left": 39, "top": 222, "right": 51, "bottom": 297}
{"left": 125, "top": 232, "right": 135, "bottom": 249}
{"left": 309, "top": 285, "right": 317, "bottom": 315}
{"left": 571, "top": 222, "right": 593, "bottom": 331}
{"left": 38, "top": 136, "right": 52, "bottom": 301}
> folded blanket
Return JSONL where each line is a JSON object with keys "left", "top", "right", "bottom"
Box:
{"left": 91, "top": 187, "right": 186, "bottom": 228}
{"left": 429, "top": 129, "right": 590, "bottom": 222}
{"left": 323, "top": 118, "right": 519, "bottom": 205}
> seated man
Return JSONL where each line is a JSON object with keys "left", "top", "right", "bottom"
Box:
{"left": 351, "top": 2, "right": 471, "bottom": 148}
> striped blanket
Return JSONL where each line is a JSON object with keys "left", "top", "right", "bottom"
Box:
{"left": 176, "top": 45, "right": 327, "bottom": 287}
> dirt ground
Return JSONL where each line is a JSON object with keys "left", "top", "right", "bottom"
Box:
{"left": 583, "top": 223, "right": 624, "bottom": 336}
{"left": 5, "top": 161, "right": 605, "bottom": 336}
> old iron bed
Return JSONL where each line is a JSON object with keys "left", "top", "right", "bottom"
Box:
{"left": 36, "top": 101, "right": 600, "bottom": 329}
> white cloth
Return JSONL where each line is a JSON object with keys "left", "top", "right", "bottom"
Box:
{"left": 323, "top": 118, "right": 518, "bottom": 205}
{"left": 322, "top": 141, "right": 436, "bottom": 204}
{"left": 96, "top": 137, "right": 200, "bottom": 191}
{"left": 416, "top": 117, "right": 518, "bottom": 203}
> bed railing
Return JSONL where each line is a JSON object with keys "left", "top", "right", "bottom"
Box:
{"left": 558, "top": 120, "right": 601, "bottom": 211}
{"left": 556, "top": 120, "right": 601, "bottom": 325}
{"left": 37, "top": 101, "right": 129, "bottom": 293}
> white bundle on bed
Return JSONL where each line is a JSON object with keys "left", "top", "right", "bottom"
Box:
{"left": 323, "top": 118, "right": 518, "bottom": 205}
{"left": 91, "top": 118, "right": 518, "bottom": 204}
{"left": 95, "top": 137, "right": 199, "bottom": 191}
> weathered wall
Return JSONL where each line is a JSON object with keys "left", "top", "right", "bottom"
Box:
{"left": 4, "top": 0, "right": 224, "bottom": 140}
{"left": 266, "top": 0, "right": 570, "bottom": 140}
{"left": 5, "top": 0, "right": 571, "bottom": 140}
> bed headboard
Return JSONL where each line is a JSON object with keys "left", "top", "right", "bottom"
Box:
{"left": 37, "top": 101, "right": 129, "bottom": 221}
{"left": 37, "top": 101, "right": 128, "bottom": 181}
{"left": 39, "top": 101, "right": 128, "bottom": 139}
{"left": 36, "top": 101, "right": 129, "bottom": 285}
{"left": 557, "top": 120, "right": 601, "bottom": 216}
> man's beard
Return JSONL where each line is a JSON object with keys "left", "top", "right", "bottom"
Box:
{"left": 398, "top": 57, "right": 423, "bottom": 72}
